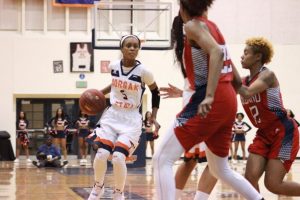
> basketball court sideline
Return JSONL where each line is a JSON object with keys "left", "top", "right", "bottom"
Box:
{"left": 1, "top": 157, "right": 300, "bottom": 200}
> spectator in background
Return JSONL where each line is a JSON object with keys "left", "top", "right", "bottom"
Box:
{"left": 229, "top": 125, "right": 235, "bottom": 163}
{"left": 75, "top": 110, "right": 91, "bottom": 165}
{"left": 47, "top": 107, "right": 69, "bottom": 161}
{"left": 32, "top": 135, "right": 68, "bottom": 168}
{"left": 15, "top": 111, "right": 31, "bottom": 163}
{"left": 232, "top": 112, "right": 252, "bottom": 163}
{"left": 143, "top": 111, "right": 158, "bottom": 156}
{"left": 286, "top": 109, "right": 300, "bottom": 127}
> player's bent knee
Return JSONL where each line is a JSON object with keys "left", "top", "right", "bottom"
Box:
{"left": 112, "top": 151, "right": 126, "bottom": 166}
{"left": 208, "top": 162, "right": 231, "bottom": 179}
{"left": 152, "top": 151, "right": 161, "bottom": 165}
{"left": 207, "top": 163, "right": 219, "bottom": 178}
{"left": 152, "top": 149, "right": 169, "bottom": 168}
{"left": 264, "top": 178, "right": 281, "bottom": 194}
{"left": 95, "top": 148, "right": 110, "bottom": 161}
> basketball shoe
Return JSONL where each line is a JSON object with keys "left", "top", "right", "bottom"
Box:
{"left": 113, "top": 189, "right": 125, "bottom": 200}
{"left": 88, "top": 183, "right": 104, "bottom": 200}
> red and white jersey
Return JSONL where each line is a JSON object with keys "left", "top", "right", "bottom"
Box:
{"left": 241, "top": 67, "right": 286, "bottom": 129}
{"left": 109, "top": 60, "right": 154, "bottom": 110}
{"left": 183, "top": 17, "right": 233, "bottom": 91}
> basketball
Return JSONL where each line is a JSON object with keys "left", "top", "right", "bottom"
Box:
{"left": 79, "top": 89, "right": 106, "bottom": 115}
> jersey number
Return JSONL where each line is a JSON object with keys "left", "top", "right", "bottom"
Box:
{"left": 250, "top": 105, "right": 261, "bottom": 124}
{"left": 120, "top": 90, "right": 128, "bottom": 100}
{"left": 220, "top": 45, "right": 232, "bottom": 74}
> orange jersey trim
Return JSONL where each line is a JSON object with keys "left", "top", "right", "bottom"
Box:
{"left": 115, "top": 141, "right": 130, "bottom": 151}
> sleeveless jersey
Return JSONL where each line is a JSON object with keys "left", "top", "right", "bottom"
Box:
{"left": 183, "top": 17, "right": 233, "bottom": 90}
{"left": 241, "top": 67, "right": 286, "bottom": 129}
{"left": 72, "top": 43, "right": 91, "bottom": 72}
{"left": 233, "top": 121, "right": 249, "bottom": 132}
{"left": 55, "top": 118, "right": 67, "bottom": 129}
{"left": 109, "top": 60, "right": 148, "bottom": 110}
{"left": 17, "top": 119, "right": 28, "bottom": 130}
{"left": 77, "top": 117, "right": 89, "bottom": 129}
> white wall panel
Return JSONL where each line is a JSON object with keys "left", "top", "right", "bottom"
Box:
{"left": 25, "top": 0, "right": 43, "bottom": 31}
{"left": 0, "top": 0, "right": 18, "bottom": 30}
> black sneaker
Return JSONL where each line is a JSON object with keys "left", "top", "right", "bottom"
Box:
{"left": 60, "top": 160, "right": 68, "bottom": 167}
{"left": 32, "top": 161, "right": 40, "bottom": 168}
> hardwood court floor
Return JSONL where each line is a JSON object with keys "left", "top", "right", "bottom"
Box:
{"left": 1, "top": 158, "right": 300, "bottom": 200}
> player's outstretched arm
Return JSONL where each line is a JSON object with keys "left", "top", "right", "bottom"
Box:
{"left": 231, "top": 63, "right": 242, "bottom": 92}
{"left": 159, "top": 83, "right": 183, "bottom": 99}
{"left": 238, "top": 70, "right": 275, "bottom": 99}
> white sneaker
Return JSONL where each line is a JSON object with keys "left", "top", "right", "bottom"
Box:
{"left": 88, "top": 184, "right": 104, "bottom": 200}
{"left": 79, "top": 159, "right": 87, "bottom": 166}
{"left": 242, "top": 160, "right": 247, "bottom": 164}
{"left": 14, "top": 158, "right": 19, "bottom": 163}
{"left": 26, "top": 158, "right": 32, "bottom": 163}
{"left": 113, "top": 190, "right": 125, "bottom": 200}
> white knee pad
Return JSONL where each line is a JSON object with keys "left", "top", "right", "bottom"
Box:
{"left": 111, "top": 152, "right": 126, "bottom": 166}
{"left": 95, "top": 148, "right": 110, "bottom": 161}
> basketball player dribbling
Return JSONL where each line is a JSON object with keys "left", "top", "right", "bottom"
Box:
{"left": 88, "top": 35, "right": 160, "bottom": 200}
{"left": 238, "top": 37, "right": 300, "bottom": 195}
{"left": 153, "top": 0, "right": 263, "bottom": 199}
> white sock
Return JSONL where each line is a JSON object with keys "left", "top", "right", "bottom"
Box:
{"left": 194, "top": 190, "right": 209, "bottom": 200}
{"left": 112, "top": 152, "right": 127, "bottom": 192}
{"left": 175, "top": 189, "right": 183, "bottom": 200}
{"left": 93, "top": 148, "right": 110, "bottom": 185}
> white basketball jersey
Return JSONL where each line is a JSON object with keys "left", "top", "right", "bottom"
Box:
{"left": 72, "top": 43, "right": 91, "bottom": 72}
{"left": 109, "top": 60, "right": 147, "bottom": 110}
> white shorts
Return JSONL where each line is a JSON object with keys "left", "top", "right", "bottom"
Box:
{"left": 95, "top": 106, "right": 142, "bottom": 154}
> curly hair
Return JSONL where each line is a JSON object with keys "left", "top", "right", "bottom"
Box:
{"left": 236, "top": 112, "right": 244, "bottom": 119}
{"left": 180, "top": 0, "right": 214, "bottom": 17}
{"left": 245, "top": 37, "right": 274, "bottom": 64}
